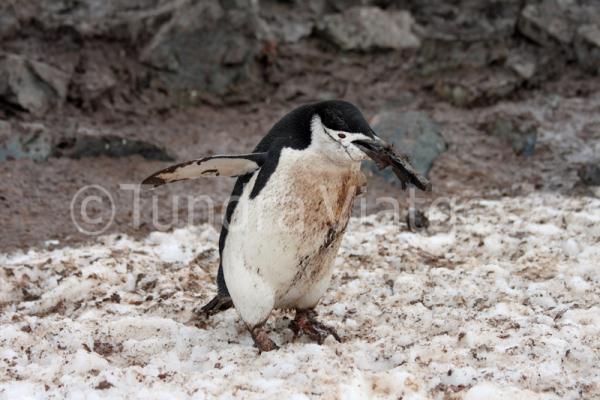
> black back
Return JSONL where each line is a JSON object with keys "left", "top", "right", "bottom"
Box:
{"left": 216, "top": 100, "right": 373, "bottom": 296}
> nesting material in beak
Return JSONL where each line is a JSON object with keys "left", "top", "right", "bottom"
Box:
{"left": 353, "top": 138, "right": 432, "bottom": 191}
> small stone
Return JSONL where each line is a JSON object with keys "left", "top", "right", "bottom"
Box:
{"left": 95, "top": 380, "right": 113, "bottom": 390}
{"left": 282, "top": 21, "right": 313, "bottom": 43}
{"left": 505, "top": 51, "right": 537, "bottom": 80}
{"left": 406, "top": 209, "right": 429, "bottom": 231}
{"left": 578, "top": 163, "right": 600, "bottom": 186}
{"left": 0, "top": 121, "right": 53, "bottom": 163}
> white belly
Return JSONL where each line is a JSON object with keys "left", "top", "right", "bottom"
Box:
{"left": 222, "top": 149, "right": 364, "bottom": 325}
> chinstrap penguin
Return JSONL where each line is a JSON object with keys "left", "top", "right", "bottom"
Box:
{"left": 142, "top": 100, "right": 431, "bottom": 352}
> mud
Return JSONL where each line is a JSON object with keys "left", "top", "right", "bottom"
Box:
{"left": 1, "top": 58, "right": 599, "bottom": 253}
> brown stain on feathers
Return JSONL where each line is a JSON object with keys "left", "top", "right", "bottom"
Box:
{"left": 279, "top": 160, "right": 365, "bottom": 297}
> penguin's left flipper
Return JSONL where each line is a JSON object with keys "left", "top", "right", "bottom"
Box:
{"left": 141, "top": 153, "right": 267, "bottom": 188}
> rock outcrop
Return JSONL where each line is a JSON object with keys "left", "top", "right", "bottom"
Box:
{"left": 318, "top": 6, "right": 420, "bottom": 51}
{"left": 0, "top": 54, "right": 70, "bottom": 116}
{"left": 140, "top": 0, "right": 264, "bottom": 97}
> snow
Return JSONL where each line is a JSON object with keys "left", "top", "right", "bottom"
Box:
{"left": 1, "top": 193, "right": 599, "bottom": 399}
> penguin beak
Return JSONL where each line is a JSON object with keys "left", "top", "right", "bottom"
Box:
{"left": 352, "top": 137, "right": 432, "bottom": 191}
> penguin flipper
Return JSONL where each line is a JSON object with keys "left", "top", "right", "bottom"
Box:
{"left": 142, "top": 153, "right": 267, "bottom": 188}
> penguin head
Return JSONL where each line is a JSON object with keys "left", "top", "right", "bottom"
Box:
{"left": 311, "top": 100, "right": 379, "bottom": 163}
{"left": 309, "top": 100, "right": 431, "bottom": 191}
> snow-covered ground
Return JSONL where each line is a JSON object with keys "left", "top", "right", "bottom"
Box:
{"left": 1, "top": 193, "right": 599, "bottom": 399}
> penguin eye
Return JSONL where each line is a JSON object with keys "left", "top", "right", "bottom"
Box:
{"left": 337, "top": 133, "right": 346, "bottom": 139}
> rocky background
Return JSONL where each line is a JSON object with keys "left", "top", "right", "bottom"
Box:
{"left": 1, "top": 0, "right": 599, "bottom": 251}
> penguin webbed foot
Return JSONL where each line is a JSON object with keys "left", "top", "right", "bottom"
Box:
{"left": 290, "top": 309, "right": 342, "bottom": 344}
{"left": 251, "top": 326, "right": 279, "bottom": 353}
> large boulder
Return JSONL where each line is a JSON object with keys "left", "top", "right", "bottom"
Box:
{"left": 318, "top": 6, "right": 421, "bottom": 51}
{"left": 0, "top": 54, "right": 70, "bottom": 116}
{"left": 140, "top": 0, "right": 263, "bottom": 97}
{"left": 366, "top": 111, "right": 447, "bottom": 182}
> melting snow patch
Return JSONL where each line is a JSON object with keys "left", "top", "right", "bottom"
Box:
{"left": 0, "top": 194, "right": 599, "bottom": 399}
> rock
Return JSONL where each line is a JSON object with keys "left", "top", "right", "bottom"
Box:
{"left": 579, "top": 121, "right": 600, "bottom": 141}
{"left": 434, "top": 68, "right": 522, "bottom": 107}
{"left": 480, "top": 112, "right": 538, "bottom": 156}
{"left": 0, "top": 54, "right": 70, "bottom": 116}
{"left": 140, "top": 0, "right": 262, "bottom": 97}
{"left": 367, "top": 111, "right": 447, "bottom": 182}
{"left": 518, "top": 1, "right": 575, "bottom": 46}
{"left": 326, "top": 0, "right": 371, "bottom": 12}
{"left": 574, "top": 24, "right": 600, "bottom": 74}
{"left": 71, "top": 54, "right": 118, "bottom": 104}
{"left": 0, "top": 4, "right": 19, "bottom": 40}
{"left": 406, "top": 208, "right": 429, "bottom": 232}
{"left": 277, "top": 21, "right": 313, "bottom": 44}
{"left": 266, "top": 18, "right": 313, "bottom": 44}
{"left": 318, "top": 6, "right": 421, "bottom": 51}
{"left": 0, "top": 121, "right": 172, "bottom": 163}
{"left": 578, "top": 163, "right": 600, "bottom": 186}
{"left": 52, "top": 134, "right": 173, "bottom": 161}
{"left": 518, "top": 0, "right": 600, "bottom": 49}
{"left": 0, "top": 121, "right": 53, "bottom": 163}
{"left": 505, "top": 49, "right": 537, "bottom": 80}
{"left": 417, "top": 39, "right": 510, "bottom": 76}
{"left": 17, "top": 0, "right": 174, "bottom": 42}
{"left": 410, "top": 0, "right": 520, "bottom": 76}
{"left": 258, "top": 0, "right": 316, "bottom": 44}
{"left": 406, "top": 0, "right": 522, "bottom": 42}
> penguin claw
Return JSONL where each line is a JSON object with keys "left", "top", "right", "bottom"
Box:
{"left": 251, "top": 327, "right": 279, "bottom": 353}
{"left": 290, "top": 310, "right": 342, "bottom": 344}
